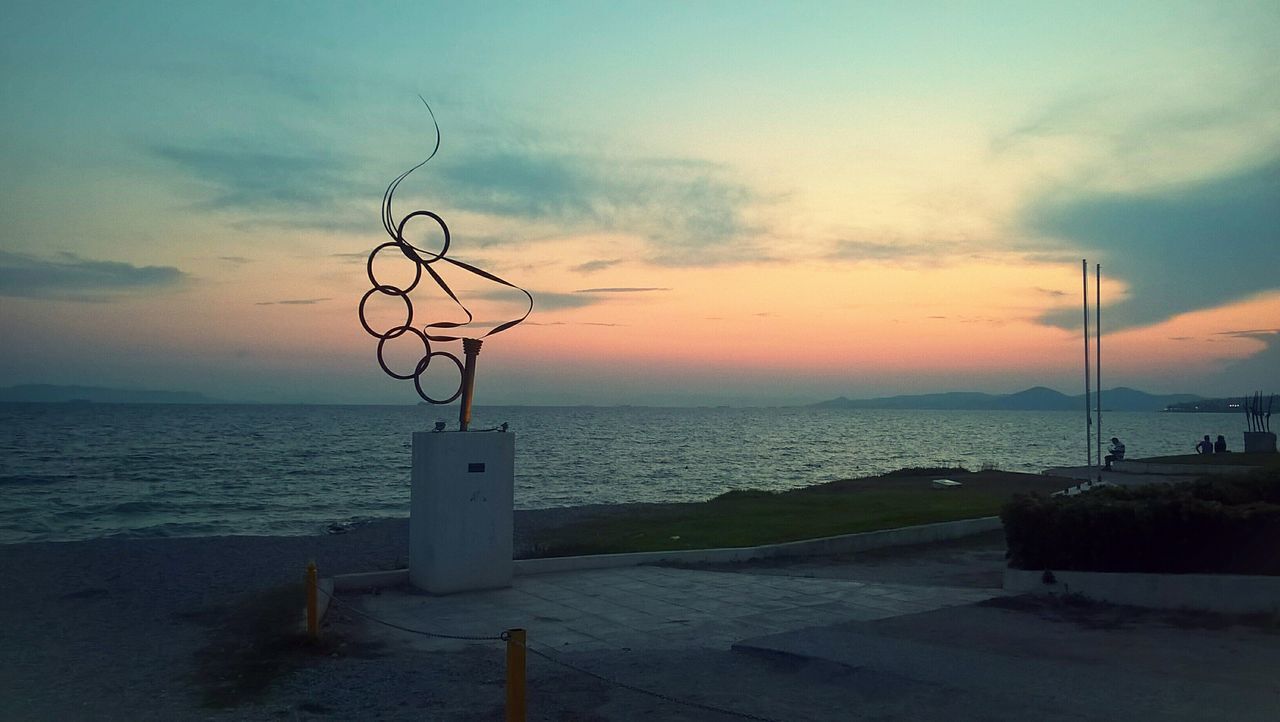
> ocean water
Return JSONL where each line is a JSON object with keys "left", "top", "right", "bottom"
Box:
{"left": 0, "top": 403, "right": 1239, "bottom": 544}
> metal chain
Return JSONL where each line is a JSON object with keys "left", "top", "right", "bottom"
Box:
{"left": 524, "top": 642, "right": 781, "bottom": 722}
{"left": 318, "top": 587, "right": 505, "bottom": 642}
{"left": 320, "top": 588, "right": 780, "bottom": 720}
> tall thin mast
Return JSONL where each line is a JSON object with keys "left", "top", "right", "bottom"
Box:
{"left": 1083, "top": 259, "right": 1092, "bottom": 468}
{"left": 1095, "top": 263, "right": 1102, "bottom": 470}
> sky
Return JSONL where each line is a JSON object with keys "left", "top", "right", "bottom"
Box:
{"left": 1, "top": 1, "right": 1277, "bottom": 406}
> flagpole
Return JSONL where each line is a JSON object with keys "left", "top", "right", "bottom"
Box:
{"left": 1095, "top": 263, "right": 1102, "bottom": 474}
{"left": 1083, "top": 259, "right": 1092, "bottom": 469}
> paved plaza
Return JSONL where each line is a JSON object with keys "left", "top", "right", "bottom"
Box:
{"left": 303, "top": 535, "right": 1279, "bottom": 720}
{"left": 348, "top": 564, "right": 999, "bottom": 653}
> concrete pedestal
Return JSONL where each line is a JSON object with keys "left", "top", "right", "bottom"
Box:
{"left": 1243, "top": 431, "right": 1276, "bottom": 454}
{"left": 409, "top": 431, "right": 514, "bottom": 594}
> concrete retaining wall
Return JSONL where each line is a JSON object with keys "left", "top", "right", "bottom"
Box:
{"left": 1110, "top": 460, "right": 1260, "bottom": 476}
{"left": 513, "top": 516, "right": 1002, "bottom": 576}
{"left": 332, "top": 516, "right": 1003, "bottom": 589}
{"left": 1004, "top": 568, "right": 1280, "bottom": 614}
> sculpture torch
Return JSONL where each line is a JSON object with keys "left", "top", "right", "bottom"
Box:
{"left": 357, "top": 101, "right": 532, "bottom": 429}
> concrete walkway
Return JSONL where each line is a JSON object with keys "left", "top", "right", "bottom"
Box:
{"left": 351, "top": 565, "right": 1000, "bottom": 653}
{"left": 734, "top": 600, "right": 1280, "bottom": 721}
{"left": 1044, "top": 464, "right": 1203, "bottom": 487}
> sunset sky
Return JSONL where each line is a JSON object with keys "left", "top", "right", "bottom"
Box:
{"left": 2, "top": 1, "right": 1277, "bottom": 405}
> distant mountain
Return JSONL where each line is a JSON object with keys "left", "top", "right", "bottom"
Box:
{"left": 0, "top": 384, "right": 222, "bottom": 404}
{"left": 812, "top": 386, "right": 1202, "bottom": 412}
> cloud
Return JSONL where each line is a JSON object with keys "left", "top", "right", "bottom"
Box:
{"left": 331, "top": 251, "right": 370, "bottom": 263}
{"left": 572, "top": 258, "right": 623, "bottom": 273}
{"left": 219, "top": 256, "right": 252, "bottom": 265}
{"left": 1207, "top": 330, "right": 1280, "bottom": 391}
{"left": 826, "top": 239, "right": 971, "bottom": 265}
{"left": 471, "top": 288, "right": 596, "bottom": 311}
{"left": 573, "top": 287, "right": 670, "bottom": 294}
{"left": 146, "top": 99, "right": 764, "bottom": 261}
{"left": 254, "top": 298, "right": 331, "bottom": 306}
{"left": 0, "top": 251, "right": 185, "bottom": 301}
{"left": 146, "top": 138, "right": 374, "bottom": 232}
{"left": 525, "top": 320, "right": 624, "bottom": 327}
{"left": 991, "top": 76, "right": 1280, "bottom": 181}
{"left": 1215, "top": 328, "right": 1280, "bottom": 339}
{"left": 992, "top": 92, "right": 1239, "bottom": 157}
{"left": 432, "top": 148, "right": 759, "bottom": 266}
{"left": 151, "top": 141, "right": 359, "bottom": 209}
{"left": 1024, "top": 157, "right": 1280, "bottom": 330}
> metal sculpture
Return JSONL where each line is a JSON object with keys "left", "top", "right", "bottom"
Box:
{"left": 1244, "top": 391, "right": 1273, "bottom": 433}
{"left": 359, "top": 100, "right": 533, "bottom": 429}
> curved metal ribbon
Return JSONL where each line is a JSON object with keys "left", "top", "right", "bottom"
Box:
{"left": 358, "top": 99, "right": 534, "bottom": 403}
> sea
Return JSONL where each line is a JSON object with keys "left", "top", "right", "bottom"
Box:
{"left": 0, "top": 403, "right": 1237, "bottom": 544}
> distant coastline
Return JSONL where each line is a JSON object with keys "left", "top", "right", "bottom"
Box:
{"left": 812, "top": 386, "right": 1201, "bottom": 413}
{"left": 0, "top": 382, "right": 1240, "bottom": 411}
{"left": 1161, "top": 398, "right": 1252, "bottom": 414}
{"left": 0, "top": 384, "right": 222, "bottom": 405}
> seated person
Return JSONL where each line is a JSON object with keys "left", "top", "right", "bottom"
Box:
{"left": 1214, "top": 435, "right": 1228, "bottom": 453}
{"left": 1196, "top": 435, "right": 1214, "bottom": 454}
{"left": 1104, "top": 437, "right": 1125, "bottom": 470}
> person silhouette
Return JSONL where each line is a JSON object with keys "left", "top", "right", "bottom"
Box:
{"left": 1214, "top": 435, "right": 1228, "bottom": 453}
{"left": 1104, "top": 437, "right": 1125, "bottom": 470}
{"left": 1196, "top": 435, "right": 1213, "bottom": 454}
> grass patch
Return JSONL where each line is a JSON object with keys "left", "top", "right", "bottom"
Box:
{"left": 528, "top": 470, "right": 1071, "bottom": 557}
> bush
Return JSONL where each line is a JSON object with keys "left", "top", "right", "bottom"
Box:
{"left": 1002, "top": 470, "right": 1280, "bottom": 575}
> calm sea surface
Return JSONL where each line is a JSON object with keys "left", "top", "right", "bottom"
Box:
{"left": 0, "top": 403, "right": 1238, "bottom": 543}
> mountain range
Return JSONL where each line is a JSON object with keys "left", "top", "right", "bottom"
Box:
{"left": 812, "top": 386, "right": 1202, "bottom": 412}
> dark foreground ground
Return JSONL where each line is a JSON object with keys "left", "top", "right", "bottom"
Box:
{"left": 5, "top": 516, "right": 1276, "bottom": 721}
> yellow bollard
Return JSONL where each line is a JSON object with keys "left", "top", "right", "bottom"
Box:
{"left": 305, "top": 561, "right": 319, "bottom": 640}
{"left": 505, "top": 628, "right": 526, "bottom": 722}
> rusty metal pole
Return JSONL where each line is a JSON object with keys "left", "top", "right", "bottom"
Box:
{"left": 506, "top": 628, "right": 526, "bottom": 721}
{"left": 305, "top": 561, "right": 319, "bottom": 640}
{"left": 458, "top": 338, "right": 483, "bottom": 431}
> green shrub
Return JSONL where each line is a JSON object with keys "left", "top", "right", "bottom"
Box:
{"left": 1001, "top": 470, "right": 1280, "bottom": 575}
{"left": 1188, "top": 470, "right": 1280, "bottom": 505}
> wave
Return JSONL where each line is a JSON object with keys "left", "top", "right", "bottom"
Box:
{"left": 0, "top": 473, "right": 75, "bottom": 486}
{"left": 108, "top": 501, "right": 168, "bottom": 514}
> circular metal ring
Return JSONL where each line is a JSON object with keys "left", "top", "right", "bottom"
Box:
{"left": 375, "top": 325, "right": 431, "bottom": 380}
{"left": 413, "top": 351, "right": 464, "bottom": 404}
{"left": 367, "top": 241, "right": 423, "bottom": 295}
{"left": 395, "top": 210, "right": 450, "bottom": 264}
{"left": 358, "top": 287, "right": 414, "bottom": 339}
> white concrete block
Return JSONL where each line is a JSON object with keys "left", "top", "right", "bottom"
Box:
{"left": 409, "top": 431, "right": 514, "bottom": 594}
